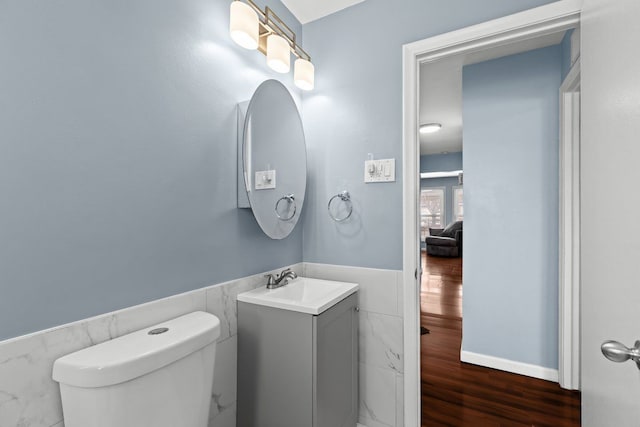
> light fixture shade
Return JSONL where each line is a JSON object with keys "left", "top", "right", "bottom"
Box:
{"left": 267, "top": 34, "right": 290, "bottom": 73}
{"left": 419, "top": 123, "right": 443, "bottom": 134}
{"left": 230, "top": 1, "right": 259, "bottom": 50}
{"left": 294, "top": 58, "right": 314, "bottom": 91}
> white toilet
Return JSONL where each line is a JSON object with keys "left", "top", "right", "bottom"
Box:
{"left": 52, "top": 311, "right": 220, "bottom": 427}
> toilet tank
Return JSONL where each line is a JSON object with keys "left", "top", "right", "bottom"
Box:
{"left": 52, "top": 311, "right": 220, "bottom": 427}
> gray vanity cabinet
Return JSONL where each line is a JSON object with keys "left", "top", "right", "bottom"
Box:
{"left": 237, "top": 292, "right": 358, "bottom": 427}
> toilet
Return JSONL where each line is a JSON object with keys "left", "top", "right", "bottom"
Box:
{"left": 52, "top": 311, "right": 220, "bottom": 427}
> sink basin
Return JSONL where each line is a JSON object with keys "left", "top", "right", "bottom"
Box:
{"left": 237, "top": 277, "right": 358, "bottom": 315}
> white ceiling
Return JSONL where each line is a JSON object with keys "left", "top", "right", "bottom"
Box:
{"left": 419, "top": 31, "right": 567, "bottom": 155}
{"left": 281, "top": 0, "right": 366, "bottom": 24}
{"left": 419, "top": 57, "right": 464, "bottom": 155}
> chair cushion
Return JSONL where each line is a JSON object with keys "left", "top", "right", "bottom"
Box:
{"left": 429, "top": 228, "right": 444, "bottom": 236}
{"left": 425, "top": 236, "right": 457, "bottom": 247}
{"left": 441, "top": 221, "right": 463, "bottom": 238}
{"left": 426, "top": 244, "right": 459, "bottom": 257}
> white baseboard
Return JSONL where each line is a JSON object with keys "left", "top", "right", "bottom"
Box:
{"left": 460, "top": 350, "right": 559, "bottom": 383}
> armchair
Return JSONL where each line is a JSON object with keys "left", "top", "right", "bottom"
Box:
{"left": 425, "top": 220, "right": 463, "bottom": 257}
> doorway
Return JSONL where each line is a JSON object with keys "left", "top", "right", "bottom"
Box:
{"left": 418, "top": 40, "right": 582, "bottom": 423}
{"left": 401, "top": 2, "right": 583, "bottom": 425}
{"left": 418, "top": 54, "right": 465, "bottom": 333}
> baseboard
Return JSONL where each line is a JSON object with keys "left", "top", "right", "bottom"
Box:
{"left": 460, "top": 350, "right": 559, "bottom": 383}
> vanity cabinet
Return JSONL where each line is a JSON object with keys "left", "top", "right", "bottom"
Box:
{"left": 237, "top": 292, "right": 358, "bottom": 427}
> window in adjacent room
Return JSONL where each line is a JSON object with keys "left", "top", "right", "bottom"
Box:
{"left": 420, "top": 188, "right": 445, "bottom": 240}
{"left": 453, "top": 186, "right": 464, "bottom": 221}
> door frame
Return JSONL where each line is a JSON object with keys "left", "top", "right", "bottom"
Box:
{"left": 401, "top": 2, "right": 582, "bottom": 425}
{"left": 559, "top": 60, "right": 581, "bottom": 390}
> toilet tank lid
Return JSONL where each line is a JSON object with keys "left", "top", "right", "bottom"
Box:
{"left": 52, "top": 311, "right": 220, "bottom": 388}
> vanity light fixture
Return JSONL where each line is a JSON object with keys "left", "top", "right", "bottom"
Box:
{"left": 229, "top": 1, "right": 259, "bottom": 50}
{"left": 266, "top": 34, "right": 290, "bottom": 73}
{"left": 294, "top": 58, "right": 314, "bottom": 91}
{"left": 229, "top": 0, "right": 315, "bottom": 90}
{"left": 419, "top": 123, "right": 443, "bottom": 134}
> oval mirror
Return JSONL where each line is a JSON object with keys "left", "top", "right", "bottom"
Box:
{"left": 243, "top": 80, "right": 307, "bottom": 239}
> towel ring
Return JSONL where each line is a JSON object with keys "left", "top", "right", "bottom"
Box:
{"left": 275, "top": 194, "right": 296, "bottom": 221}
{"left": 328, "top": 191, "right": 353, "bottom": 222}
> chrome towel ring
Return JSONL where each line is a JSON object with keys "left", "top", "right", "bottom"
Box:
{"left": 275, "top": 194, "right": 296, "bottom": 221}
{"left": 328, "top": 191, "right": 353, "bottom": 222}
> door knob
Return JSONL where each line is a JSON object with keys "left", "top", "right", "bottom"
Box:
{"left": 601, "top": 340, "right": 640, "bottom": 369}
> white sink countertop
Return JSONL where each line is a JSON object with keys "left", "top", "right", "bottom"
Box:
{"left": 237, "top": 277, "right": 358, "bottom": 315}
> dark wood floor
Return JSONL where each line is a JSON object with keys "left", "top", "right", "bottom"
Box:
{"left": 420, "top": 252, "right": 581, "bottom": 426}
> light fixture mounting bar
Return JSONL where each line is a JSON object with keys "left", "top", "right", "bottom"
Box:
{"left": 241, "top": 0, "right": 311, "bottom": 62}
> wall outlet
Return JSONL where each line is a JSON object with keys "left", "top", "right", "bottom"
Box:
{"left": 255, "top": 170, "right": 276, "bottom": 190}
{"left": 364, "top": 158, "right": 395, "bottom": 183}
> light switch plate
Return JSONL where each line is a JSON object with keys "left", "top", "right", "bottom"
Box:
{"left": 255, "top": 170, "right": 276, "bottom": 190}
{"left": 364, "top": 158, "right": 395, "bottom": 183}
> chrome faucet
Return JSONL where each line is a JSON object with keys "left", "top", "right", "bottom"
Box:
{"left": 265, "top": 268, "right": 298, "bottom": 289}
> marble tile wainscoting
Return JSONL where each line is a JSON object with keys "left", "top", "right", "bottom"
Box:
{"left": 0, "top": 263, "right": 303, "bottom": 427}
{"left": 304, "top": 263, "right": 404, "bottom": 427}
{"left": 0, "top": 262, "right": 403, "bottom": 427}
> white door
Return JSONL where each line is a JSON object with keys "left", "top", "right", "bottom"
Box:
{"left": 581, "top": 0, "right": 640, "bottom": 425}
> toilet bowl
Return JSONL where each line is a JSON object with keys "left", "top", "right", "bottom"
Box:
{"left": 52, "top": 311, "right": 220, "bottom": 427}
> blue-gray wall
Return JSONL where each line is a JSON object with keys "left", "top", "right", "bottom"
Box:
{"left": 420, "top": 152, "right": 463, "bottom": 174}
{"left": 462, "top": 45, "right": 562, "bottom": 369}
{"left": 300, "top": 0, "right": 557, "bottom": 270}
{"left": 420, "top": 153, "right": 463, "bottom": 228}
{"left": 0, "top": 0, "right": 303, "bottom": 340}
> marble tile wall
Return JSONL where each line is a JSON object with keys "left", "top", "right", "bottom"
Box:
{"left": 303, "top": 263, "right": 404, "bottom": 427}
{"left": 0, "top": 263, "right": 302, "bottom": 427}
{"left": 0, "top": 262, "right": 402, "bottom": 427}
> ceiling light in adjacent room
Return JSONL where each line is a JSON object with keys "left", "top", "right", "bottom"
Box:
{"left": 267, "top": 34, "right": 291, "bottom": 73}
{"left": 229, "top": 1, "right": 259, "bottom": 50}
{"left": 419, "top": 123, "right": 443, "bottom": 134}
{"left": 294, "top": 58, "right": 314, "bottom": 91}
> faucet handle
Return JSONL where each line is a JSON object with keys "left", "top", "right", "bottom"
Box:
{"left": 278, "top": 268, "right": 297, "bottom": 281}
{"left": 278, "top": 268, "right": 291, "bottom": 278}
{"left": 264, "top": 274, "right": 276, "bottom": 286}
